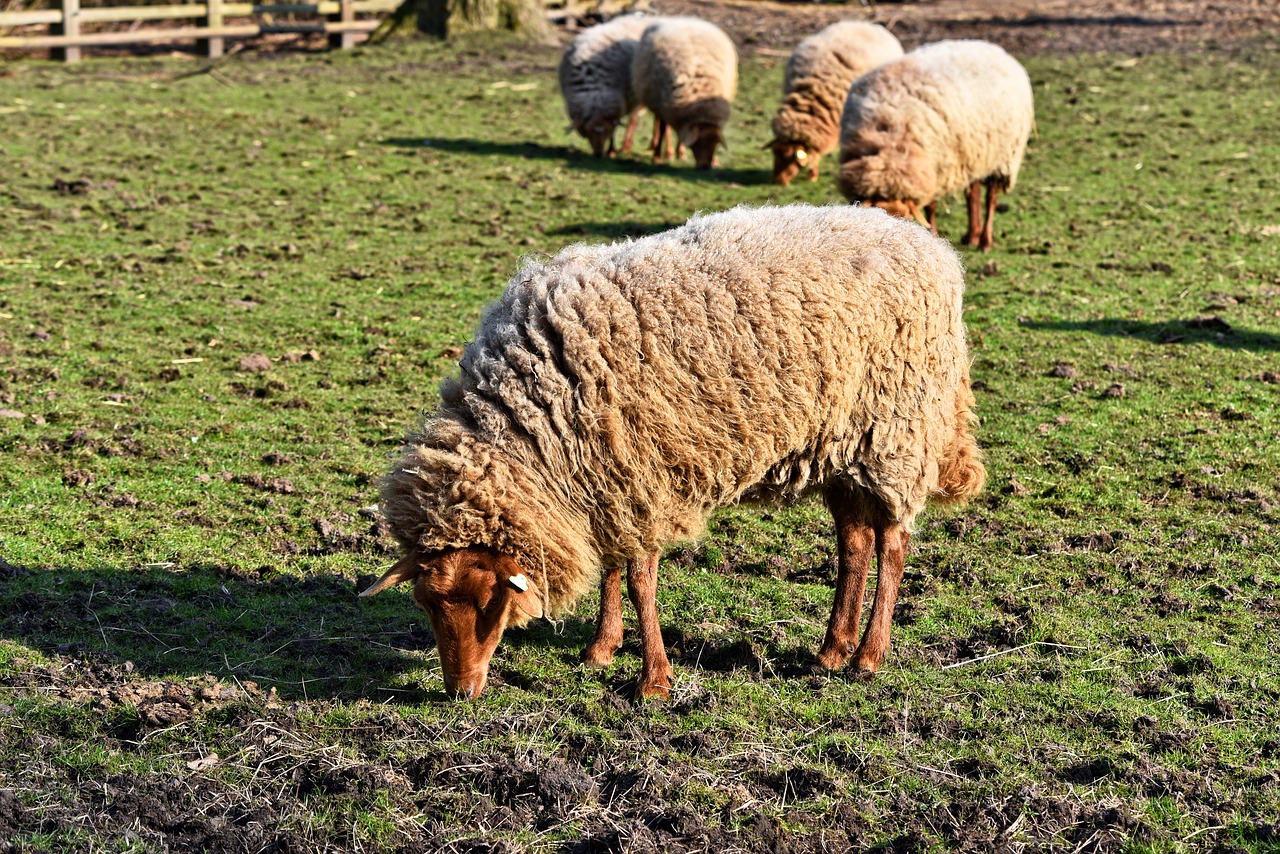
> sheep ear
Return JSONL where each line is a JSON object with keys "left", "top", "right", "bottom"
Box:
{"left": 762, "top": 137, "right": 780, "bottom": 150}
{"left": 501, "top": 564, "right": 544, "bottom": 620}
{"left": 359, "top": 553, "right": 421, "bottom": 598}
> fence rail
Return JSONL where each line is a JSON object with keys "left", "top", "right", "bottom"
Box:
{"left": 0, "top": 0, "right": 399, "bottom": 60}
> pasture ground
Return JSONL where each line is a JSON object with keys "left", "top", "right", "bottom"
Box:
{"left": 2, "top": 2, "right": 1280, "bottom": 851}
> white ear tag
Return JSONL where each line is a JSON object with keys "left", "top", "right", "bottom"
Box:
{"left": 795, "top": 149, "right": 808, "bottom": 162}
{"left": 509, "top": 573, "right": 529, "bottom": 593}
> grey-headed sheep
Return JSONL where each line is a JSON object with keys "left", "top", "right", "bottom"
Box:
{"left": 558, "top": 14, "right": 657, "bottom": 158}
{"left": 836, "top": 39, "right": 1034, "bottom": 250}
{"left": 768, "top": 21, "right": 903, "bottom": 186}
{"left": 361, "top": 204, "right": 986, "bottom": 700}
{"left": 631, "top": 17, "right": 738, "bottom": 169}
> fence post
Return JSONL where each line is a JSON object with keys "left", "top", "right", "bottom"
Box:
{"left": 329, "top": 0, "right": 355, "bottom": 49}
{"left": 51, "top": 0, "right": 81, "bottom": 62}
{"left": 200, "top": 0, "right": 225, "bottom": 58}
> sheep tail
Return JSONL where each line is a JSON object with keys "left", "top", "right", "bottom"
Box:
{"left": 932, "top": 371, "right": 986, "bottom": 506}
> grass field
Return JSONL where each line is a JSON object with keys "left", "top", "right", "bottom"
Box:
{"left": 1, "top": 32, "right": 1279, "bottom": 853}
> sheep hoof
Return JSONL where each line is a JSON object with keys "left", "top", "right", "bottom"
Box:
{"left": 580, "top": 644, "right": 618, "bottom": 668}
{"left": 815, "top": 646, "right": 851, "bottom": 671}
{"left": 635, "top": 672, "right": 673, "bottom": 700}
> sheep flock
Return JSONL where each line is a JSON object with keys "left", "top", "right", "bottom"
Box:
{"left": 364, "top": 12, "right": 1042, "bottom": 699}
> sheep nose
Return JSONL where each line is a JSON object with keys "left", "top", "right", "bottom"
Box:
{"left": 444, "top": 673, "right": 486, "bottom": 700}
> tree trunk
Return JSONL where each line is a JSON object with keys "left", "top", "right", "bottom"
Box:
{"left": 368, "top": 0, "right": 550, "bottom": 42}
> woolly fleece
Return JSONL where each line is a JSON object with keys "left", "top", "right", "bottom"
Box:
{"left": 380, "top": 204, "right": 983, "bottom": 618}
{"left": 631, "top": 17, "right": 738, "bottom": 147}
{"left": 772, "top": 22, "right": 903, "bottom": 156}
{"left": 836, "top": 39, "right": 1034, "bottom": 204}
{"left": 558, "top": 14, "right": 655, "bottom": 139}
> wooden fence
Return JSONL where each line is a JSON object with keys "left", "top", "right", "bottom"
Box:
{"left": 0, "top": 0, "right": 400, "bottom": 61}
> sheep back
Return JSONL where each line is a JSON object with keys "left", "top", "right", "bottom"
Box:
{"left": 837, "top": 39, "right": 1034, "bottom": 204}
{"left": 772, "top": 21, "right": 903, "bottom": 155}
{"left": 558, "top": 14, "right": 655, "bottom": 135}
{"left": 631, "top": 17, "right": 738, "bottom": 144}
{"left": 381, "top": 205, "right": 979, "bottom": 615}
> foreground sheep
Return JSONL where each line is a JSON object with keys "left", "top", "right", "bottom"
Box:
{"left": 361, "top": 204, "right": 985, "bottom": 700}
{"left": 836, "top": 39, "right": 1034, "bottom": 250}
{"left": 768, "top": 21, "right": 903, "bottom": 186}
{"left": 631, "top": 17, "right": 738, "bottom": 169}
{"left": 558, "top": 14, "right": 656, "bottom": 158}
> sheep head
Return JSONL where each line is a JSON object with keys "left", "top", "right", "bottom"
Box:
{"left": 766, "top": 138, "right": 811, "bottom": 186}
{"left": 576, "top": 116, "right": 619, "bottom": 158}
{"left": 836, "top": 130, "right": 936, "bottom": 220}
{"left": 359, "top": 547, "right": 544, "bottom": 699}
{"left": 686, "top": 124, "right": 725, "bottom": 170}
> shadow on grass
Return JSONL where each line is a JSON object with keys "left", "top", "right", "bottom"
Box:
{"left": 380, "top": 136, "right": 771, "bottom": 185}
{"left": 546, "top": 219, "right": 687, "bottom": 240}
{"left": 1024, "top": 318, "right": 1280, "bottom": 352}
{"left": 0, "top": 561, "right": 585, "bottom": 703}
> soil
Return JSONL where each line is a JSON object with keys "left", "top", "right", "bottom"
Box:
{"left": 643, "top": 0, "right": 1280, "bottom": 54}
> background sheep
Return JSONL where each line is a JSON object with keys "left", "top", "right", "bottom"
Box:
{"left": 836, "top": 39, "right": 1034, "bottom": 250}
{"left": 768, "top": 21, "right": 903, "bottom": 186}
{"left": 558, "top": 14, "right": 657, "bottom": 158}
{"left": 631, "top": 17, "right": 738, "bottom": 169}
{"left": 361, "top": 204, "right": 985, "bottom": 700}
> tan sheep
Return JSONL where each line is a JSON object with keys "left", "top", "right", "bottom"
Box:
{"left": 630, "top": 17, "right": 738, "bottom": 169}
{"left": 768, "top": 21, "right": 903, "bottom": 186}
{"left": 558, "top": 14, "right": 657, "bottom": 158}
{"left": 836, "top": 39, "right": 1034, "bottom": 250}
{"left": 361, "top": 204, "right": 985, "bottom": 700}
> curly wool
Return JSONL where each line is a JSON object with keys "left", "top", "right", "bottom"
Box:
{"left": 631, "top": 17, "right": 737, "bottom": 146}
{"left": 771, "top": 21, "right": 903, "bottom": 155}
{"left": 381, "top": 204, "right": 983, "bottom": 616}
{"left": 558, "top": 14, "right": 656, "bottom": 135}
{"left": 836, "top": 39, "right": 1034, "bottom": 203}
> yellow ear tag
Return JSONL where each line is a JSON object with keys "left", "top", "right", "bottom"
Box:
{"left": 795, "top": 149, "right": 808, "bottom": 162}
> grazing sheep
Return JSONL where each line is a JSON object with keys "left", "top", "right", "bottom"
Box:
{"left": 558, "top": 14, "right": 657, "bottom": 158}
{"left": 768, "top": 21, "right": 903, "bottom": 186}
{"left": 631, "top": 16, "right": 738, "bottom": 169}
{"left": 835, "top": 39, "right": 1034, "bottom": 250}
{"left": 361, "top": 204, "right": 985, "bottom": 700}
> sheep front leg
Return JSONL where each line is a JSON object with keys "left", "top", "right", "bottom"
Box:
{"left": 627, "top": 552, "right": 673, "bottom": 699}
{"left": 851, "top": 523, "right": 910, "bottom": 675}
{"left": 620, "top": 112, "right": 642, "bottom": 155}
{"left": 964, "top": 181, "right": 983, "bottom": 246}
{"left": 817, "top": 488, "right": 876, "bottom": 669}
{"left": 980, "top": 182, "right": 1000, "bottom": 251}
{"left": 581, "top": 562, "right": 624, "bottom": 667}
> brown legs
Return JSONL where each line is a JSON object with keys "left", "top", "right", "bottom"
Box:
{"left": 817, "top": 486, "right": 911, "bottom": 676}
{"left": 620, "top": 112, "right": 642, "bottom": 155}
{"left": 581, "top": 562, "right": 623, "bottom": 667}
{"left": 627, "top": 552, "right": 673, "bottom": 698}
{"left": 965, "top": 180, "right": 1001, "bottom": 251}
{"left": 580, "top": 553, "right": 673, "bottom": 699}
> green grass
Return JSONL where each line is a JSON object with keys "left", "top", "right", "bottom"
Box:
{"left": 1, "top": 36, "right": 1279, "bottom": 852}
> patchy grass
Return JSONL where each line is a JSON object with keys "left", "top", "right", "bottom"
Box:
{"left": 1, "top": 36, "right": 1279, "bottom": 853}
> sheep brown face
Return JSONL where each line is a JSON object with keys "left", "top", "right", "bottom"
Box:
{"left": 864, "top": 198, "right": 931, "bottom": 228}
{"left": 578, "top": 117, "right": 619, "bottom": 158}
{"left": 767, "top": 139, "right": 811, "bottom": 186}
{"left": 358, "top": 547, "right": 544, "bottom": 699}
{"left": 687, "top": 124, "right": 725, "bottom": 170}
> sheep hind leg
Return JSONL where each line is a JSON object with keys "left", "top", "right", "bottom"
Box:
{"left": 627, "top": 552, "right": 673, "bottom": 699}
{"left": 851, "top": 523, "right": 911, "bottom": 676}
{"left": 816, "top": 486, "right": 876, "bottom": 670}
{"left": 964, "top": 181, "right": 983, "bottom": 246}
{"left": 581, "top": 562, "right": 624, "bottom": 667}
{"left": 980, "top": 182, "right": 1000, "bottom": 251}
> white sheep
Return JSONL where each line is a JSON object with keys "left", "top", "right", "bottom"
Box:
{"left": 836, "top": 39, "right": 1034, "bottom": 250}
{"left": 361, "top": 204, "right": 985, "bottom": 700}
{"left": 558, "top": 14, "right": 657, "bottom": 158}
{"left": 768, "top": 21, "right": 903, "bottom": 186}
{"left": 631, "top": 16, "right": 738, "bottom": 169}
